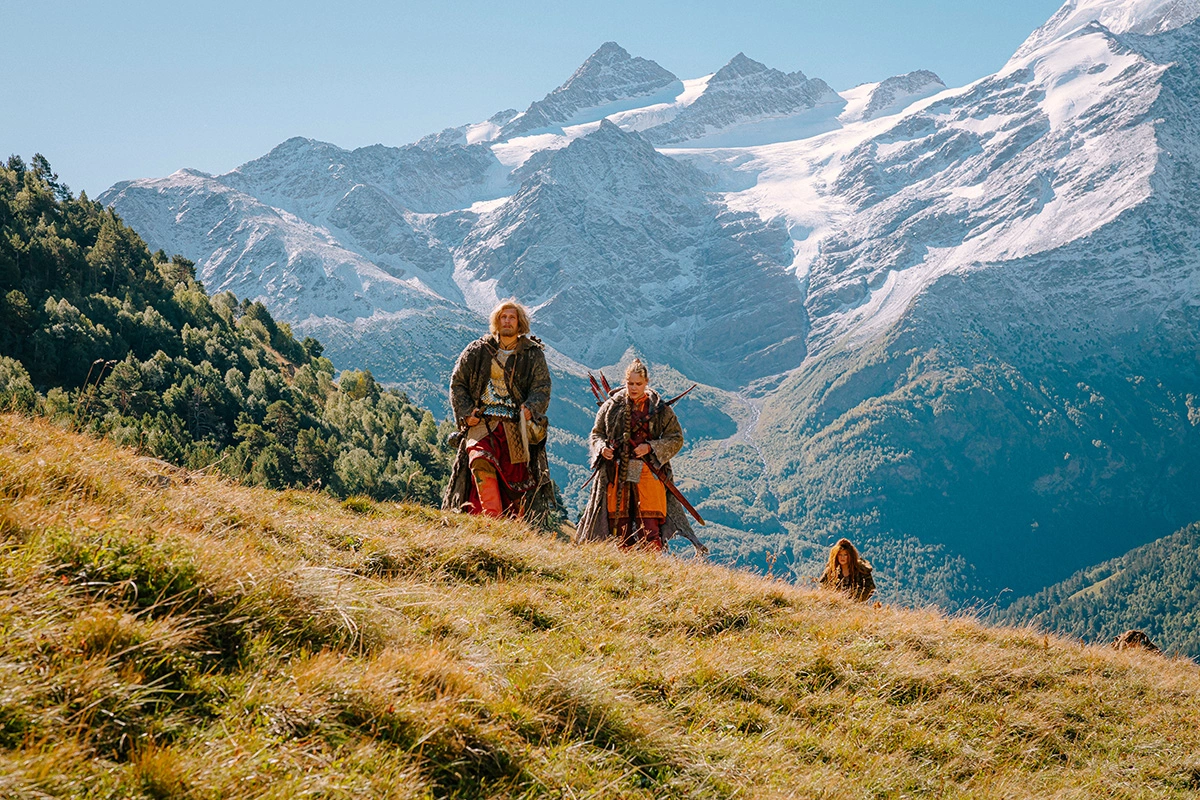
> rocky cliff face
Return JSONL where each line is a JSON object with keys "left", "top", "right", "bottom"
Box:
{"left": 100, "top": 0, "right": 1200, "bottom": 611}
{"left": 456, "top": 121, "right": 805, "bottom": 386}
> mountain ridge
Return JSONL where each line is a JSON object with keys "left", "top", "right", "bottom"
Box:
{"left": 97, "top": 0, "right": 1200, "bottom": 616}
{"left": 998, "top": 521, "right": 1200, "bottom": 657}
{"left": 499, "top": 42, "right": 681, "bottom": 139}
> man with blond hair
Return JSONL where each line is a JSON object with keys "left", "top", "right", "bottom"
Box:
{"left": 442, "top": 299, "right": 553, "bottom": 519}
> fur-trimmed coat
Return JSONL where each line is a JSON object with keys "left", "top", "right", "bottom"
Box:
{"left": 820, "top": 563, "right": 876, "bottom": 602}
{"left": 575, "top": 387, "right": 704, "bottom": 553}
{"left": 441, "top": 334, "right": 552, "bottom": 513}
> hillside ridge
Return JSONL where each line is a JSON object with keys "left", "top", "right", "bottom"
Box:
{"left": 2, "top": 413, "right": 1199, "bottom": 797}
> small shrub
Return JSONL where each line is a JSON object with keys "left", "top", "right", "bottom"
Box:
{"left": 0, "top": 703, "right": 31, "bottom": 749}
{"left": 130, "top": 745, "right": 190, "bottom": 800}
{"left": 51, "top": 527, "right": 203, "bottom": 612}
{"left": 359, "top": 546, "right": 404, "bottom": 578}
{"left": 526, "top": 670, "right": 680, "bottom": 781}
{"left": 375, "top": 541, "right": 532, "bottom": 584}
{"left": 0, "top": 357, "right": 37, "bottom": 413}
{"left": 684, "top": 594, "right": 780, "bottom": 637}
{"left": 341, "top": 496, "right": 377, "bottom": 515}
{"left": 439, "top": 543, "right": 530, "bottom": 583}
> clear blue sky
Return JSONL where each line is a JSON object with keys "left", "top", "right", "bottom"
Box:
{"left": 2, "top": 0, "right": 1065, "bottom": 197}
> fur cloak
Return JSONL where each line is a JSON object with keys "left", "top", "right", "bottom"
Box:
{"left": 575, "top": 387, "right": 705, "bottom": 553}
{"left": 441, "top": 334, "right": 553, "bottom": 515}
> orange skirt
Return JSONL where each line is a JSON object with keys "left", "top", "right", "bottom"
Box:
{"left": 607, "top": 461, "right": 667, "bottom": 519}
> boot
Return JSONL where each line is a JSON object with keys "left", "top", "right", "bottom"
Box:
{"left": 640, "top": 518, "right": 664, "bottom": 553}
{"left": 472, "top": 462, "right": 504, "bottom": 517}
{"left": 475, "top": 476, "right": 503, "bottom": 517}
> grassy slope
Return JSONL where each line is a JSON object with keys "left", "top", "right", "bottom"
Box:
{"left": 2, "top": 414, "right": 1200, "bottom": 799}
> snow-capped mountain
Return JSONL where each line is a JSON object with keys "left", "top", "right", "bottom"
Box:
{"left": 643, "top": 53, "right": 841, "bottom": 146}
{"left": 499, "top": 42, "right": 681, "bottom": 139}
{"left": 99, "top": 164, "right": 485, "bottom": 404}
{"left": 455, "top": 120, "right": 805, "bottom": 385}
{"left": 101, "top": 167, "right": 447, "bottom": 320}
{"left": 751, "top": 0, "right": 1200, "bottom": 603}
{"left": 848, "top": 70, "right": 946, "bottom": 123}
{"left": 101, "top": 0, "right": 1200, "bottom": 610}
{"left": 1014, "top": 0, "right": 1200, "bottom": 56}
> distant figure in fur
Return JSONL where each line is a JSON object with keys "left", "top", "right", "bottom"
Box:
{"left": 575, "top": 359, "right": 706, "bottom": 555}
{"left": 1112, "top": 629, "right": 1158, "bottom": 652}
{"left": 820, "top": 538, "right": 876, "bottom": 602}
{"left": 442, "top": 299, "right": 553, "bottom": 520}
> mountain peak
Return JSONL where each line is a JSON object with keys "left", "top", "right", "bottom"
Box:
{"left": 556, "top": 41, "right": 674, "bottom": 96}
{"left": 1014, "top": 0, "right": 1200, "bottom": 59}
{"left": 499, "top": 44, "right": 678, "bottom": 138}
{"left": 711, "top": 53, "right": 808, "bottom": 85}
{"left": 593, "top": 117, "right": 625, "bottom": 135}
{"left": 534, "top": 119, "right": 668, "bottom": 177}
{"left": 258, "top": 137, "right": 341, "bottom": 163}
{"left": 585, "top": 41, "right": 631, "bottom": 64}
{"left": 643, "top": 53, "right": 835, "bottom": 145}
{"left": 859, "top": 69, "right": 946, "bottom": 120}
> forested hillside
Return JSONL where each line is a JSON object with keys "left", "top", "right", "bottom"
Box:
{"left": 0, "top": 155, "right": 451, "bottom": 504}
{"left": 998, "top": 522, "right": 1200, "bottom": 658}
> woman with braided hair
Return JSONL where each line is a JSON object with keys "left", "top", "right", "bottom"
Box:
{"left": 575, "top": 359, "right": 705, "bottom": 555}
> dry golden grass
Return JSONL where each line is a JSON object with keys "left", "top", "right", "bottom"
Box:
{"left": 2, "top": 412, "right": 1200, "bottom": 798}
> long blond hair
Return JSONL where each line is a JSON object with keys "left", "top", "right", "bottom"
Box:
{"left": 488, "top": 299, "right": 531, "bottom": 336}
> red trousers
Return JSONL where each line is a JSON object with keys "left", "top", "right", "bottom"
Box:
{"left": 467, "top": 422, "right": 531, "bottom": 517}
{"left": 611, "top": 516, "right": 664, "bottom": 552}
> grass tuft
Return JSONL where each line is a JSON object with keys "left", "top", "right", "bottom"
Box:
{"left": 341, "top": 495, "right": 378, "bottom": 515}
{"left": 130, "top": 744, "right": 190, "bottom": 800}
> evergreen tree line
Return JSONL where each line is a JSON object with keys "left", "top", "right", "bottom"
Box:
{"left": 997, "top": 522, "right": 1200, "bottom": 657}
{"left": 0, "top": 155, "right": 453, "bottom": 504}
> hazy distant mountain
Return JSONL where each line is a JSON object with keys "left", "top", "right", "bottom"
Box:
{"left": 101, "top": 0, "right": 1200, "bottom": 614}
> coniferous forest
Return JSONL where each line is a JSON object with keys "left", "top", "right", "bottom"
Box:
{"left": 997, "top": 522, "right": 1200, "bottom": 657}
{"left": 0, "top": 155, "right": 453, "bottom": 504}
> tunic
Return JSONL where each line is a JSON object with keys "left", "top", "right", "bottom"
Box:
{"left": 606, "top": 394, "right": 668, "bottom": 520}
